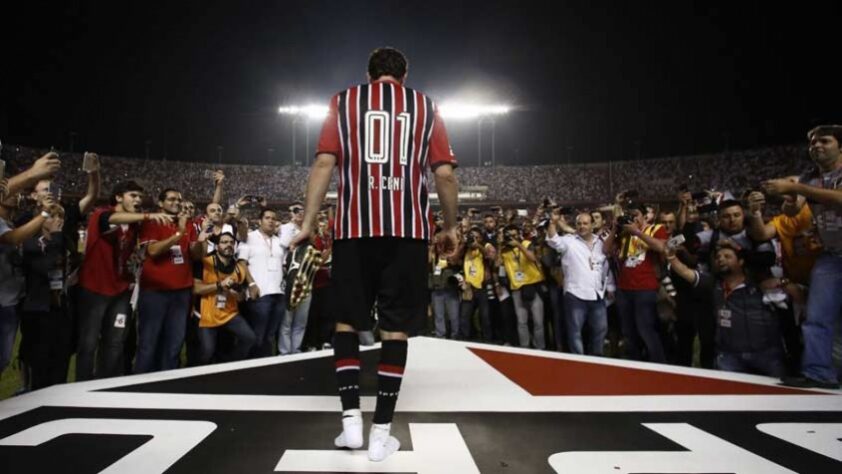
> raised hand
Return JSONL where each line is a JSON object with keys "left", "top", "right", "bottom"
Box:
{"left": 30, "top": 152, "right": 61, "bottom": 179}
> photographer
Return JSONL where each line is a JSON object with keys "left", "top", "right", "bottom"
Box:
{"left": 429, "top": 228, "right": 462, "bottom": 339}
{"left": 194, "top": 232, "right": 256, "bottom": 364}
{"left": 696, "top": 200, "right": 777, "bottom": 278}
{"left": 459, "top": 226, "right": 497, "bottom": 341}
{"left": 668, "top": 232, "right": 716, "bottom": 368}
{"left": 500, "top": 224, "right": 546, "bottom": 349}
{"left": 667, "top": 240, "right": 790, "bottom": 377}
{"left": 612, "top": 204, "right": 668, "bottom": 362}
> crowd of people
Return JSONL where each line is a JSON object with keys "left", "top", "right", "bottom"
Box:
{"left": 0, "top": 124, "right": 840, "bottom": 397}
{"left": 2, "top": 143, "right": 809, "bottom": 206}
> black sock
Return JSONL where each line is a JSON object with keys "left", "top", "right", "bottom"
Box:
{"left": 334, "top": 331, "right": 361, "bottom": 412}
{"left": 373, "top": 340, "right": 408, "bottom": 425}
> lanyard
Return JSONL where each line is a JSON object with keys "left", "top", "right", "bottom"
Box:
{"left": 260, "top": 231, "right": 275, "bottom": 257}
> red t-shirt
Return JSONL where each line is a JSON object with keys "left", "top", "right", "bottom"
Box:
{"left": 617, "top": 224, "right": 668, "bottom": 291}
{"left": 139, "top": 220, "right": 198, "bottom": 291}
{"left": 79, "top": 206, "right": 139, "bottom": 296}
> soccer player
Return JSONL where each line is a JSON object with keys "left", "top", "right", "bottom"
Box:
{"left": 290, "top": 47, "right": 459, "bottom": 462}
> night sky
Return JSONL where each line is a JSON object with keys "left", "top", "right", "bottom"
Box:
{"left": 3, "top": 1, "right": 840, "bottom": 166}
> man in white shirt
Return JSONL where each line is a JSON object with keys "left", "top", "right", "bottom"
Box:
{"left": 547, "top": 211, "right": 615, "bottom": 355}
{"left": 238, "top": 209, "right": 285, "bottom": 357}
{"left": 278, "top": 203, "right": 310, "bottom": 354}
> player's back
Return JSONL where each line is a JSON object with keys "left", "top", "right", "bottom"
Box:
{"left": 316, "top": 78, "right": 456, "bottom": 242}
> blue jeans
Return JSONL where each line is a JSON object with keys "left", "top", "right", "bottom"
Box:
{"left": 76, "top": 288, "right": 131, "bottom": 381}
{"left": 460, "top": 288, "right": 492, "bottom": 341}
{"left": 548, "top": 285, "right": 566, "bottom": 351}
{"left": 564, "top": 292, "right": 608, "bottom": 355}
{"left": 198, "top": 315, "right": 256, "bottom": 364}
{"left": 279, "top": 294, "right": 312, "bottom": 355}
{"left": 801, "top": 253, "right": 842, "bottom": 383}
{"left": 431, "top": 289, "right": 460, "bottom": 338}
{"left": 616, "top": 289, "right": 665, "bottom": 362}
{"left": 0, "top": 305, "right": 20, "bottom": 375}
{"left": 717, "top": 347, "right": 786, "bottom": 377}
{"left": 246, "top": 294, "right": 285, "bottom": 357}
{"left": 512, "top": 288, "right": 545, "bottom": 349}
{"left": 134, "top": 288, "right": 191, "bottom": 373}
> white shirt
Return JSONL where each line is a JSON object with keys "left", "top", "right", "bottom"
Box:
{"left": 278, "top": 222, "right": 301, "bottom": 249}
{"left": 547, "top": 233, "right": 614, "bottom": 301}
{"left": 238, "top": 229, "right": 285, "bottom": 296}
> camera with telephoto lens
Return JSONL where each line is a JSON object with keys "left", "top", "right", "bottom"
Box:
{"left": 616, "top": 214, "right": 634, "bottom": 227}
{"left": 465, "top": 232, "right": 478, "bottom": 246}
{"left": 449, "top": 272, "right": 465, "bottom": 287}
{"left": 228, "top": 281, "right": 245, "bottom": 293}
{"left": 504, "top": 230, "right": 520, "bottom": 247}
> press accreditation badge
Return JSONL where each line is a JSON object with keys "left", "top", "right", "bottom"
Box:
{"left": 515, "top": 271, "right": 525, "bottom": 282}
{"left": 48, "top": 269, "right": 63, "bottom": 290}
{"left": 718, "top": 309, "right": 732, "bottom": 328}
{"left": 171, "top": 245, "right": 185, "bottom": 265}
{"left": 114, "top": 313, "right": 127, "bottom": 329}
{"left": 216, "top": 293, "right": 228, "bottom": 308}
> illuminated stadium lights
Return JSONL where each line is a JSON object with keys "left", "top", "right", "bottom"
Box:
{"left": 437, "top": 102, "right": 510, "bottom": 166}
{"left": 438, "top": 103, "right": 510, "bottom": 120}
{"left": 277, "top": 105, "right": 328, "bottom": 166}
{"left": 277, "top": 104, "right": 329, "bottom": 120}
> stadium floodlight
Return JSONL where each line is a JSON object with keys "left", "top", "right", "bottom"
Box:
{"left": 438, "top": 102, "right": 511, "bottom": 166}
{"left": 438, "top": 103, "right": 510, "bottom": 120}
{"left": 277, "top": 104, "right": 329, "bottom": 166}
{"left": 278, "top": 104, "right": 329, "bottom": 120}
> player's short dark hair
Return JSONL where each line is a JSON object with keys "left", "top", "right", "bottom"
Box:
{"left": 157, "top": 188, "right": 180, "bottom": 203}
{"left": 807, "top": 124, "right": 842, "bottom": 145}
{"left": 368, "top": 47, "right": 408, "bottom": 81}
{"left": 110, "top": 180, "right": 144, "bottom": 205}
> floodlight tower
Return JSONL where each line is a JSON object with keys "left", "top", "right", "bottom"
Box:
{"left": 278, "top": 105, "right": 328, "bottom": 166}
{"left": 439, "top": 103, "right": 510, "bottom": 167}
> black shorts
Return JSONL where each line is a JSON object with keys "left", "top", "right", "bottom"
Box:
{"left": 330, "top": 237, "right": 428, "bottom": 334}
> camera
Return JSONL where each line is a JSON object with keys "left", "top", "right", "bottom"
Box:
{"left": 616, "top": 214, "right": 634, "bottom": 227}
{"left": 504, "top": 230, "right": 520, "bottom": 246}
{"left": 449, "top": 273, "right": 465, "bottom": 286}
{"left": 228, "top": 282, "right": 245, "bottom": 293}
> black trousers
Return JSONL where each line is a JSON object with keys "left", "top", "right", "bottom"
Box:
{"left": 20, "top": 305, "right": 73, "bottom": 390}
{"left": 675, "top": 294, "right": 715, "bottom": 369}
